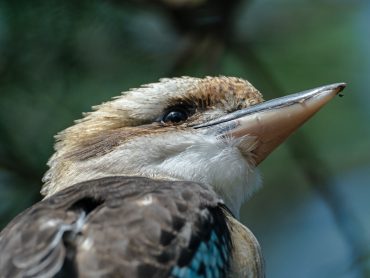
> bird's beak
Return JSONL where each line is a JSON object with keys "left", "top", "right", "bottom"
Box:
{"left": 194, "top": 83, "right": 346, "bottom": 165}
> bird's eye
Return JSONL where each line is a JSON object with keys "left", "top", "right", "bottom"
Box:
{"left": 162, "top": 109, "right": 188, "bottom": 123}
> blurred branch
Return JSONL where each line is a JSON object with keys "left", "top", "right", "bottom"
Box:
{"left": 168, "top": 35, "right": 224, "bottom": 76}
{"left": 231, "top": 42, "right": 282, "bottom": 96}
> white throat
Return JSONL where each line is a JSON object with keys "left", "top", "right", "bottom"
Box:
{"left": 43, "top": 132, "right": 261, "bottom": 217}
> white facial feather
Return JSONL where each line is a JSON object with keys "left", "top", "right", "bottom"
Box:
{"left": 45, "top": 131, "right": 260, "bottom": 216}
{"left": 113, "top": 78, "right": 199, "bottom": 118}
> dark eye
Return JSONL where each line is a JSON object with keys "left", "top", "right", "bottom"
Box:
{"left": 162, "top": 110, "right": 188, "bottom": 123}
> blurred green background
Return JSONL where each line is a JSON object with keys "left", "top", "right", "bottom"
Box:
{"left": 0, "top": 0, "right": 369, "bottom": 277}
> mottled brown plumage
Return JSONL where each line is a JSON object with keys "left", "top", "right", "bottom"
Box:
{"left": 0, "top": 177, "right": 234, "bottom": 277}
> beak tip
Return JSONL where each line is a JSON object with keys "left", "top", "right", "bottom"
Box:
{"left": 318, "top": 82, "right": 346, "bottom": 99}
{"left": 333, "top": 82, "right": 347, "bottom": 95}
{"left": 337, "top": 82, "right": 346, "bottom": 91}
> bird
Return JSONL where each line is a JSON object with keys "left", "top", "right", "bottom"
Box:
{"left": 0, "top": 76, "right": 345, "bottom": 278}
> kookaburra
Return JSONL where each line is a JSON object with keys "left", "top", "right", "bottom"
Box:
{"left": 0, "top": 77, "right": 345, "bottom": 277}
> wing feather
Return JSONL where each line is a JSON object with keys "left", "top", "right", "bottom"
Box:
{"left": 0, "top": 177, "right": 232, "bottom": 277}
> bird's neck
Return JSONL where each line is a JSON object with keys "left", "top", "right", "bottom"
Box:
{"left": 42, "top": 132, "right": 261, "bottom": 216}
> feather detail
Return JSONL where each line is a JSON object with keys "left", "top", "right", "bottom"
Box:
{"left": 1, "top": 176, "right": 234, "bottom": 278}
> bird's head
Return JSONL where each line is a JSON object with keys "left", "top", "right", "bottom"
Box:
{"left": 42, "top": 76, "right": 345, "bottom": 216}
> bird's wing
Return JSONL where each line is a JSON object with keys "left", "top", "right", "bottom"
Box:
{"left": 0, "top": 176, "right": 232, "bottom": 277}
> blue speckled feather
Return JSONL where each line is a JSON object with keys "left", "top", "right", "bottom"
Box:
{"left": 171, "top": 206, "right": 232, "bottom": 278}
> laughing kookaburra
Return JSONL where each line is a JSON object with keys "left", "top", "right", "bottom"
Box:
{"left": 0, "top": 76, "right": 345, "bottom": 277}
